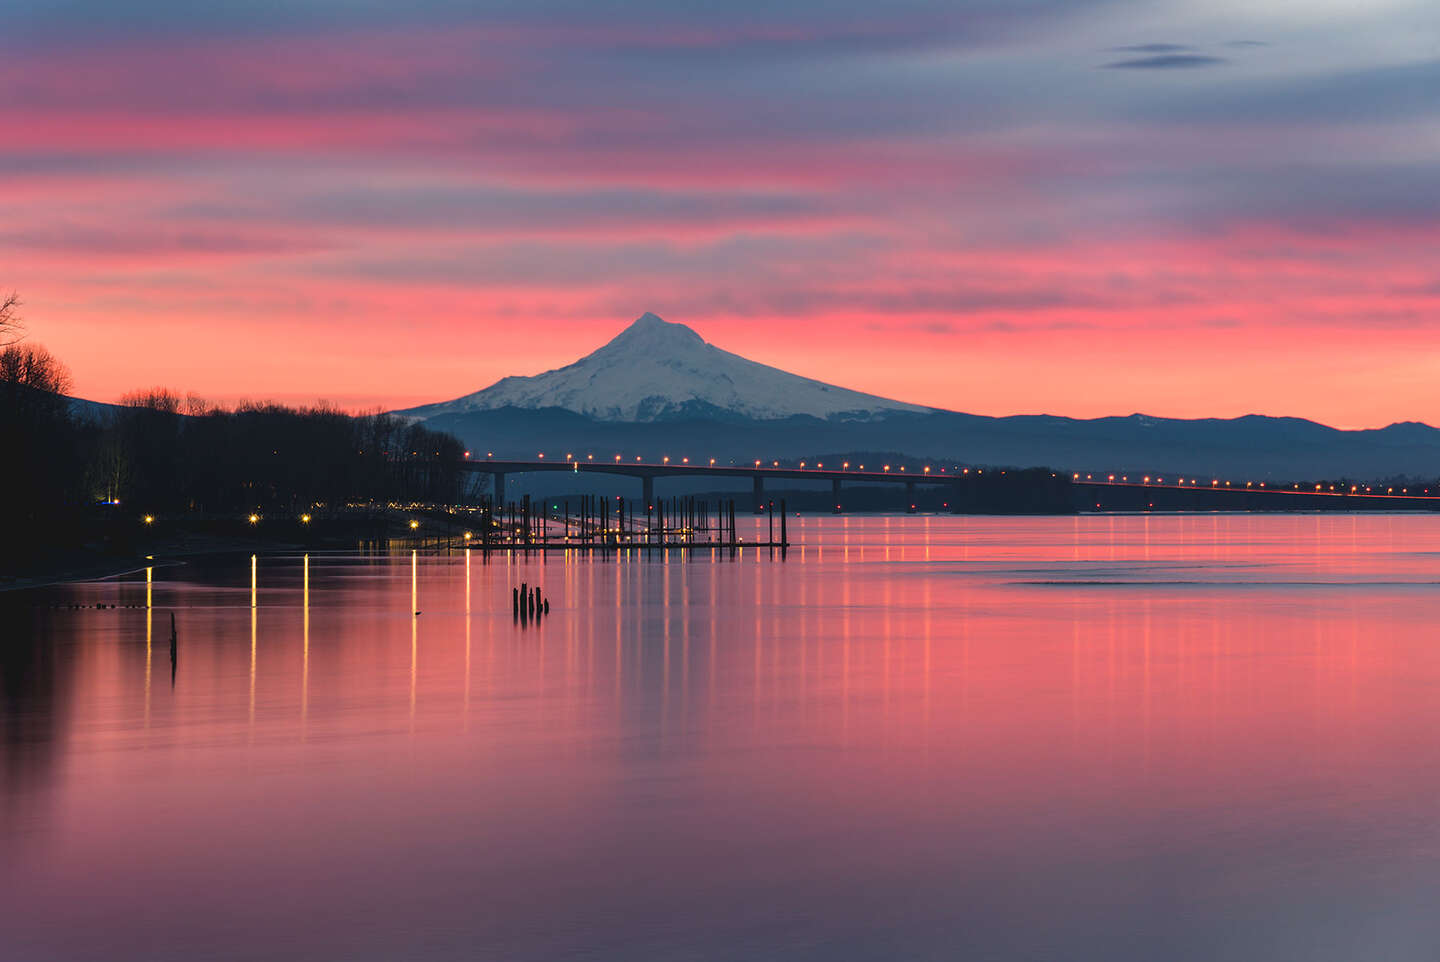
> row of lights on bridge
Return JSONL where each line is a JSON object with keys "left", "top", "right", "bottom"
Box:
{"left": 475, "top": 451, "right": 979, "bottom": 476}
{"left": 1072, "top": 473, "right": 1429, "bottom": 496}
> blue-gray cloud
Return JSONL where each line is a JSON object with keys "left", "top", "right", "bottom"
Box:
{"left": 1145, "top": 58, "right": 1440, "bottom": 122}
{"left": 1110, "top": 43, "right": 1193, "bottom": 53}
{"left": 1103, "top": 54, "right": 1227, "bottom": 69}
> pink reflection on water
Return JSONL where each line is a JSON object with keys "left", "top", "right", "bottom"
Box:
{"left": 4, "top": 515, "right": 1440, "bottom": 960}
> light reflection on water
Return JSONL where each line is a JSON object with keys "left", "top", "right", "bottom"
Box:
{"left": 4, "top": 514, "right": 1440, "bottom": 961}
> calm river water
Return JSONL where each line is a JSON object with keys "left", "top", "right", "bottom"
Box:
{"left": 5, "top": 514, "right": 1440, "bottom": 960}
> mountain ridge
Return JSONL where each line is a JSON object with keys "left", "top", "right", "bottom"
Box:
{"left": 395, "top": 312, "right": 1440, "bottom": 479}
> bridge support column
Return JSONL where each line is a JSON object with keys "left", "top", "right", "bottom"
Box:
{"left": 493, "top": 472, "right": 505, "bottom": 506}
{"left": 642, "top": 474, "right": 655, "bottom": 509}
{"left": 905, "top": 480, "right": 917, "bottom": 513}
{"left": 951, "top": 481, "right": 963, "bottom": 514}
{"left": 753, "top": 475, "right": 765, "bottom": 513}
{"left": 832, "top": 478, "right": 842, "bottom": 513}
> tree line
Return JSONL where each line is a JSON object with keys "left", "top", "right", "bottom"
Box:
{"left": 2, "top": 294, "right": 474, "bottom": 550}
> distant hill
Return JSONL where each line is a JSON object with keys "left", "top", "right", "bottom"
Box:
{"left": 400, "top": 313, "right": 1440, "bottom": 480}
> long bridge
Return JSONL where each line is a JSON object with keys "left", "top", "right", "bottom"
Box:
{"left": 459, "top": 457, "right": 962, "bottom": 512}
{"left": 457, "top": 457, "right": 1440, "bottom": 513}
{"left": 1073, "top": 475, "right": 1439, "bottom": 512}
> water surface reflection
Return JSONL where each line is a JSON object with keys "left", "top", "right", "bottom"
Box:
{"left": 4, "top": 515, "right": 1440, "bottom": 960}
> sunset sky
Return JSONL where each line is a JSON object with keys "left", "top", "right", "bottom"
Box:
{"left": 3, "top": 1, "right": 1437, "bottom": 427}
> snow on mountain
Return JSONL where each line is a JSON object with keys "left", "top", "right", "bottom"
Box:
{"left": 402, "top": 312, "right": 934, "bottom": 422}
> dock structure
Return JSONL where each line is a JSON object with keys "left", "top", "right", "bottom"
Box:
{"left": 408, "top": 495, "right": 788, "bottom": 552}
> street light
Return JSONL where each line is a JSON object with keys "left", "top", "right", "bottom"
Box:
{"left": 410, "top": 520, "right": 420, "bottom": 530}
{"left": 248, "top": 514, "right": 260, "bottom": 524}
{"left": 143, "top": 514, "right": 154, "bottom": 525}
{"left": 300, "top": 514, "right": 311, "bottom": 523}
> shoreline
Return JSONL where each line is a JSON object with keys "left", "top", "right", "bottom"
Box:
{"left": 0, "top": 535, "right": 310, "bottom": 594}
{"left": 1, "top": 557, "right": 184, "bottom": 593}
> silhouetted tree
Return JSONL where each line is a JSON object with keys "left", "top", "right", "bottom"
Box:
{"left": 0, "top": 343, "right": 71, "bottom": 397}
{"left": 0, "top": 342, "right": 86, "bottom": 549}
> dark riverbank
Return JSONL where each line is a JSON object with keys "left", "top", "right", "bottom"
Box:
{"left": 2, "top": 513, "right": 397, "bottom": 591}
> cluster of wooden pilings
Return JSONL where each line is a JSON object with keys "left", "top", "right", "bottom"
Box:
{"left": 467, "top": 495, "right": 788, "bottom": 551}
{"left": 513, "top": 581, "right": 549, "bottom": 624}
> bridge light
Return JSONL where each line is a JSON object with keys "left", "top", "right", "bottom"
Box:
{"left": 464, "top": 451, "right": 470, "bottom": 459}
{"left": 682, "top": 457, "right": 689, "bottom": 464}
{"left": 800, "top": 461, "right": 806, "bottom": 467}
{"left": 1073, "top": 473, "right": 1079, "bottom": 480}
{"left": 565, "top": 453, "right": 572, "bottom": 461}
{"left": 487, "top": 452, "right": 493, "bottom": 458}
{"left": 1144, "top": 476, "right": 1151, "bottom": 484}
{"left": 709, "top": 458, "right": 716, "bottom": 466}
{"left": 1108, "top": 475, "right": 1114, "bottom": 481}
{"left": 537, "top": 453, "right": 544, "bottom": 459}
{"left": 755, "top": 460, "right": 761, "bottom": 467}
{"left": 884, "top": 465, "right": 890, "bottom": 472}
{"left": 924, "top": 466, "right": 930, "bottom": 474}
{"left": 615, "top": 454, "right": 621, "bottom": 462}
{"left": 663, "top": 456, "right": 670, "bottom": 464}
{"left": 843, "top": 462, "right": 850, "bottom": 469}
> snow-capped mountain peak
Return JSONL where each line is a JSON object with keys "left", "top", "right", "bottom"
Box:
{"left": 401, "top": 312, "right": 932, "bottom": 423}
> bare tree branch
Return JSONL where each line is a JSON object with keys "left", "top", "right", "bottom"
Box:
{"left": 0, "top": 292, "right": 21, "bottom": 345}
